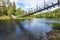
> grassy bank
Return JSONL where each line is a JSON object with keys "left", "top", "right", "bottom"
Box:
{"left": 0, "top": 15, "right": 10, "bottom": 20}
{"left": 52, "top": 23, "right": 60, "bottom": 30}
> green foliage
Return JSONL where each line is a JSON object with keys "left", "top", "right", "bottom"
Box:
{"left": 0, "top": 6, "right": 2, "bottom": 16}
{"left": 0, "top": 0, "right": 7, "bottom": 16}
{"left": 15, "top": 8, "right": 22, "bottom": 15}
{"left": 52, "top": 23, "right": 60, "bottom": 30}
{"left": 7, "top": 1, "right": 16, "bottom": 16}
{"left": 0, "top": 0, "right": 26, "bottom": 18}
{"left": 7, "top": 7, "right": 13, "bottom": 16}
{"left": 36, "top": 8, "right": 60, "bottom": 19}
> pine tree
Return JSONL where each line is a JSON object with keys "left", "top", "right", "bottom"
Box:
{"left": 12, "top": 1, "right": 16, "bottom": 15}
{"left": 2, "top": 0, "right": 7, "bottom": 15}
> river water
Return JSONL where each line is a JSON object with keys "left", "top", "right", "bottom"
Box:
{"left": 0, "top": 18, "right": 60, "bottom": 40}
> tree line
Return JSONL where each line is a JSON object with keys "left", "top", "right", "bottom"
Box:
{"left": 0, "top": 0, "right": 26, "bottom": 17}
{"left": 36, "top": 8, "right": 60, "bottom": 18}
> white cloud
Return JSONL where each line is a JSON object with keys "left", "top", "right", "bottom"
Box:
{"left": 10, "top": 0, "right": 58, "bottom": 11}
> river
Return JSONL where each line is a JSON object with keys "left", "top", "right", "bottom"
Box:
{"left": 0, "top": 18, "right": 60, "bottom": 40}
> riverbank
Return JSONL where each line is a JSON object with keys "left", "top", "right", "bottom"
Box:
{"left": 47, "top": 30, "right": 60, "bottom": 40}
{"left": 46, "top": 23, "right": 60, "bottom": 40}
{"left": 0, "top": 15, "right": 10, "bottom": 20}
{"left": 0, "top": 15, "right": 35, "bottom": 21}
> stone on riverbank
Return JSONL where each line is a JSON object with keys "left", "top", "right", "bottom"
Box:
{"left": 47, "top": 30, "right": 60, "bottom": 40}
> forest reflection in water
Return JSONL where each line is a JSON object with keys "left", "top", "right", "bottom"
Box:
{"left": 0, "top": 19, "right": 60, "bottom": 40}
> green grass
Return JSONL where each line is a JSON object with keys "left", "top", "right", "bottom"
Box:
{"left": 0, "top": 15, "right": 10, "bottom": 20}
{"left": 52, "top": 23, "right": 60, "bottom": 30}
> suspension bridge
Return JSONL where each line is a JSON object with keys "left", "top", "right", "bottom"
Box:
{"left": 11, "top": 0, "right": 60, "bottom": 19}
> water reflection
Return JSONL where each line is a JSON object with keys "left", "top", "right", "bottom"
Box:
{"left": 21, "top": 19, "right": 53, "bottom": 40}
{"left": 0, "top": 18, "right": 60, "bottom": 40}
{"left": 0, "top": 20, "right": 15, "bottom": 36}
{"left": 20, "top": 18, "right": 60, "bottom": 39}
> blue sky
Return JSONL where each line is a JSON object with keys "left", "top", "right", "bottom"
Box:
{"left": 10, "top": 0, "right": 58, "bottom": 12}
